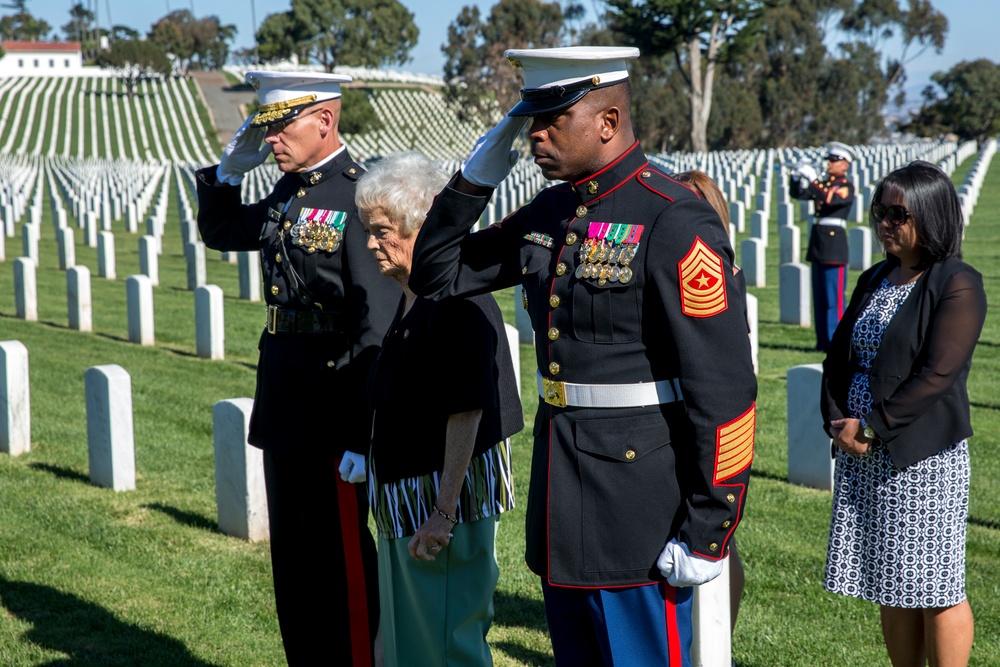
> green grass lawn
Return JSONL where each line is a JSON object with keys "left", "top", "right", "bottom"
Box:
{"left": 0, "top": 149, "right": 997, "bottom": 666}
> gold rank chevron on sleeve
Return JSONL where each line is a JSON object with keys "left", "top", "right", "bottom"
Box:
{"left": 714, "top": 403, "right": 756, "bottom": 484}
{"left": 678, "top": 236, "right": 728, "bottom": 318}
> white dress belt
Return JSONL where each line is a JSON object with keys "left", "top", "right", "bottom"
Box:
{"left": 536, "top": 370, "right": 683, "bottom": 408}
{"left": 815, "top": 217, "right": 847, "bottom": 228}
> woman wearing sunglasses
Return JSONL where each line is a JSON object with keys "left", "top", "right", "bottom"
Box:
{"left": 820, "top": 160, "right": 986, "bottom": 666}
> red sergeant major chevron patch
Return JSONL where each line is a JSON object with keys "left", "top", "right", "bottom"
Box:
{"left": 714, "top": 403, "right": 755, "bottom": 483}
{"left": 678, "top": 237, "right": 727, "bottom": 317}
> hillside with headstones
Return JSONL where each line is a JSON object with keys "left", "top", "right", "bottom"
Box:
{"left": 1, "top": 66, "right": 999, "bottom": 665}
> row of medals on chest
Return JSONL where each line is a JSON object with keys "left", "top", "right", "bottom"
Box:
{"left": 576, "top": 236, "right": 637, "bottom": 285}
{"left": 284, "top": 186, "right": 341, "bottom": 254}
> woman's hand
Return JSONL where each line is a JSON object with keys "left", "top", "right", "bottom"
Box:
{"left": 829, "top": 418, "right": 870, "bottom": 457}
{"left": 407, "top": 513, "right": 454, "bottom": 561}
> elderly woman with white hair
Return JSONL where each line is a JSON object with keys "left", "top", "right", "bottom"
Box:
{"left": 355, "top": 152, "right": 523, "bottom": 666}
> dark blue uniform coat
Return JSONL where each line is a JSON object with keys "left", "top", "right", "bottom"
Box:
{"left": 410, "top": 142, "right": 757, "bottom": 588}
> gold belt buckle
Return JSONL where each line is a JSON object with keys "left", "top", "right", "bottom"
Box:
{"left": 266, "top": 305, "right": 277, "bottom": 334}
{"left": 542, "top": 378, "right": 567, "bottom": 408}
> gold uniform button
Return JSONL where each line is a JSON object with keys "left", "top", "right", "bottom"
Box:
{"left": 326, "top": 360, "right": 335, "bottom": 367}
{"left": 522, "top": 266, "right": 528, "bottom": 275}
{"left": 549, "top": 295, "right": 560, "bottom": 308}
{"left": 296, "top": 188, "right": 306, "bottom": 198}
{"left": 556, "top": 262, "right": 567, "bottom": 276}
{"left": 642, "top": 170, "right": 652, "bottom": 178}
{"left": 283, "top": 220, "right": 292, "bottom": 230}
{"left": 566, "top": 232, "right": 578, "bottom": 245}
{"left": 709, "top": 542, "right": 719, "bottom": 552}
{"left": 547, "top": 327, "right": 560, "bottom": 341}
{"left": 549, "top": 362, "right": 560, "bottom": 376}
{"left": 348, "top": 167, "right": 357, "bottom": 175}
{"left": 270, "top": 285, "right": 279, "bottom": 296}
{"left": 625, "top": 449, "right": 636, "bottom": 461}
{"left": 722, "top": 520, "right": 731, "bottom": 529}
{"left": 575, "top": 205, "right": 588, "bottom": 218}
{"left": 829, "top": 230, "right": 836, "bottom": 236}
{"left": 275, "top": 254, "right": 282, "bottom": 263}
{"left": 726, "top": 493, "right": 736, "bottom": 503}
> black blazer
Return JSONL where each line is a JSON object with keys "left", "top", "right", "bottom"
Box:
{"left": 821, "top": 256, "right": 987, "bottom": 469}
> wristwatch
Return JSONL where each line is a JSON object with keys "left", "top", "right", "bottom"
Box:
{"left": 859, "top": 417, "right": 876, "bottom": 442}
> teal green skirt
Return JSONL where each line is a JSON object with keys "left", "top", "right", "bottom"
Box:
{"left": 378, "top": 516, "right": 500, "bottom": 667}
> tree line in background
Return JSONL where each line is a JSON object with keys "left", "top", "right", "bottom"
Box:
{"left": 0, "top": 0, "right": 997, "bottom": 148}
{"left": 440, "top": 0, "right": 993, "bottom": 151}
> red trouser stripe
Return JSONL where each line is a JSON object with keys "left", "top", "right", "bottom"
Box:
{"left": 836, "top": 264, "right": 846, "bottom": 316}
{"left": 664, "top": 584, "right": 681, "bottom": 666}
{"left": 334, "top": 468, "right": 372, "bottom": 667}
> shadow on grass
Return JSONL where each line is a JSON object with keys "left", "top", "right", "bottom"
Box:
{"left": 143, "top": 503, "right": 217, "bottom": 532}
{"left": 27, "top": 462, "right": 89, "bottom": 484}
{"left": 758, "top": 341, "right": 821, "bottom": 354}
{"left": 969, "top": 516, "right": 1000, "bottom": 531}
{"left": 492, "top": 640, "right": 555, "bottom": 666}
{"left": 0, "top": 576, "right": 221, "bottom": 666}
{"left": 494, "top": 589, "right": 548, "bottom": 633}
{"left": 749, "top": 468, "right": 791, "bottom": 484}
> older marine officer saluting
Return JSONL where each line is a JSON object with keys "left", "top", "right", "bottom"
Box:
{"left": 408, "top": 47, "right": 758, "bottom": 665}
{"left": 196, "top": 72, "right": 400, "bottom": 667}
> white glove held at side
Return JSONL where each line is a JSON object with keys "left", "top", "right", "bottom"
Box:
{"left": 338, "top": 451, "right": 367, "bottom": 484}
{"left": 217, "top": 117, "right": 270, "bottom": 186}
{"left": 657, "top": 539, "right": 725, "bottom": 587}
{"left": 461, "top": 115, "right": 529, "bottom": 188}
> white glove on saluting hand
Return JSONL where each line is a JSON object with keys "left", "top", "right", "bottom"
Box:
{"left": 657, "top": 539, "right": 725, "bottom": 587}
{"left": 338, "top": 451, "right": 367, "bottom": 484}
{"left": 217, "top": 117, "right": 271, "bottom": 186}
{"left": 795, "top": 163, "right": 818, "bottom": 183}
{"left": 461, "top": 115, "right": 529, "bottom": 188}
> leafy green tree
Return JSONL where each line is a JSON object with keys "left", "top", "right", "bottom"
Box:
{"left": 904, "top": 59, "right": 1000, "bottom": 144}
{"left": 839, "top": 0, "right": 947, "bottom": 106}
{"left": 442, "top": 0, "right": 565, "bottom": 125}
{"left": 148, "top": 10, "right": 195, "bottom": 71}
{"left": 339, "top": 88, "right": 384, "bottom": 135}
{"left": 289, "top": 0, "right": 418, "bottom": 72}
{"left": 61, "top": 2, "right": 93, "bottom": 43}
{"left": 96, "top": 38, "right": 171, "bottom": 100}
{"left": 148, "top": 10, "right": 235, "bottom": 72}
{"left": 606, "top": 0, "right": 771, "bottom": 153}
{"left": 255, "top": 11, "right": 307, "bottom": 64}
{"left": 813, "top": 41, "right": 888, "bottom": 143}
{"left": 111, "top": 24, "right": 140, "bottom": 41}
{"left": 0, "top": 6, "right": 50, "bottom": 41}
{"left": 190, "top": 15, "right": 236, "bottom": 70}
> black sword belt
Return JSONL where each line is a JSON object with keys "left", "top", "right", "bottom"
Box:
{"left": 265, "top": 305, "right": 343, "bottom": 334}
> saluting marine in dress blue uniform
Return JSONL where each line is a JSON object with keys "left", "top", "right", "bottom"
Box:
{"left": 410, "top": 47, "right": 757, "bottom": 666}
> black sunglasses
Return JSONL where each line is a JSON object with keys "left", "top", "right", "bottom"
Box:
{"left": 871, "top": 202, "right": 912, "bottom": 226}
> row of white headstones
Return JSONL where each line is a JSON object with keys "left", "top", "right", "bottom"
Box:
{"left": 0, "top": 138, "right": 995, "bottom": 666}
{"left": 0, "top": 75, "right": 215, "bottom": 164}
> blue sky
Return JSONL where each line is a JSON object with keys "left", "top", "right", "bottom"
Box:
{"left": 23, "top": 0, "right": 999, "bottom": 102}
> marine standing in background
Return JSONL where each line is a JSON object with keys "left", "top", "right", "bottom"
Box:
{"left": 790, "top": 141, "right": 857, "bottom": 352}
{"left": 195, "top": 72, "right": 400, "bottom": 667}
{"left": 409, "top": 47, "right": 757, "bottom": 665}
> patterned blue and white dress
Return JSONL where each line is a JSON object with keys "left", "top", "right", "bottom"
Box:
{"left": 824, "top": 278, "right": 970, "bottom": 608}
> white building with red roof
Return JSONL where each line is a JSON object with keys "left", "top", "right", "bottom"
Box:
{"left": 0, "top": 41, "right": 93, "bottom": 77}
